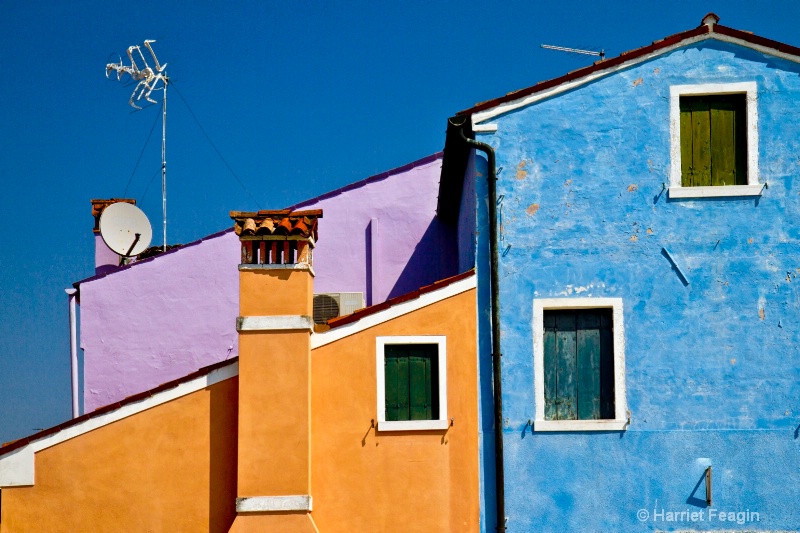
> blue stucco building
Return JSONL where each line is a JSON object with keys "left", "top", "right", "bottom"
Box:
{"left": 440, "top": 13, "right": 800, "bottom": 532}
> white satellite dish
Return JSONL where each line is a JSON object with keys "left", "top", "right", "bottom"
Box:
{"left": 99, "top": 202, "right": 153, "bottom": 257}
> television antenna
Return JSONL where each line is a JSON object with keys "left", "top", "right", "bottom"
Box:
{"left": 541, "top": 44, "right": 605, "bottom": 60}
{"left": 106, "top": 40, "right": 169, "bottom": 252}
{"left": 99, "top": 202, "right": 153, "bottom": 257}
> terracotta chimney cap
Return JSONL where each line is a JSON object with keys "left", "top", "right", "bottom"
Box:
{"left": 230, "top": 209, "right": 322, "bottom": 240}
{"left": 91, "top": 198, "right": 136, "bottom": 233}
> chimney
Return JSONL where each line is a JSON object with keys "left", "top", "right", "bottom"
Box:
{"left": 229, "top": 209, "right": 322, "bottom": 532}
{"left": 91, "top": 198, "right": 136, "bottom": 275}
{"left": 701, "top": 12, "right": 720, "bottom": 30}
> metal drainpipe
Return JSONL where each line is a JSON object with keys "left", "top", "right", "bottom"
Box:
{"left": 65, "top": 288, "right": 79, "bottom": 418}
{"left": 459, "top": 128, "right": 506, "bottom": 532}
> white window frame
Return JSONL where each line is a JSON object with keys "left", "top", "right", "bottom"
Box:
{"left": 376, "top": 335, "right": 448, "bottom": 431}
{"left": 532, "top": 298, "right": 628, "bottom": 431}
{"left": 668, "top": 81, "right": 762, "bottom": 198}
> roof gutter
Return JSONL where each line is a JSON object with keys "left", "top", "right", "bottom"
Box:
{"left": 458, "top": 125, "right": 506, "bottom": 532}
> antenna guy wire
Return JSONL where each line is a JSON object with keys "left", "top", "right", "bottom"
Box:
{"left": 170, "top": 81, "right": 263, "bottom": 209}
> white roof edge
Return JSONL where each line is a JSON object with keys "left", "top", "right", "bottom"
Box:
{"left": 311, "top": 274, "right": 476, "bottom": 349}
{"left": 472, "top": 33, "right": 800, "bottom": 127}
{"left": 0, "top": 361, "right": 238, "bottom": 487}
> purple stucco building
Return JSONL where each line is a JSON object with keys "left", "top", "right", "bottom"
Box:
{"left": 77, "top": 153, "right": 457, "bottom": 412}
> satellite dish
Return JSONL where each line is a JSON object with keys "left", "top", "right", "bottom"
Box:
{"left": 99, "top": 202, "right": 153, "bottom": 257}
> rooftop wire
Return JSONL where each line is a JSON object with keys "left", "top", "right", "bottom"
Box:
{"left": 124, "top": 109, "right": 161, "bottom": 198}
{"left": 170, "top": 81, "right": 263, "bottom": 209}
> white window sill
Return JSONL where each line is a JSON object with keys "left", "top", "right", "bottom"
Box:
{"left": 377, "top": 419, "right": 449, "bottom": 432}
{"left": 668, "top": 184, "right": 764, "bottom": 199}
{"left": 533, "top": 419, "right": 628, "bottom": 432}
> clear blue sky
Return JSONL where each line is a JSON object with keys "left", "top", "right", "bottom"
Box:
{"left": 1, "top": 1, "right": 798, "bottom": 443}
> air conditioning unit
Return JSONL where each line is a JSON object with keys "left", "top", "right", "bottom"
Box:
{"left": 313, "top": 292, "right": 365, "bottom": 324}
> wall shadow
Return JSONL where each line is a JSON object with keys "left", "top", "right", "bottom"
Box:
{"left": 387, "top": 217, "right": 458, "bottom": 299}
{"left": 208, "top": 377, "right": 239, "bottom": 532}
{"left": 685, "top": 470, "right": 710, "bottom": 508}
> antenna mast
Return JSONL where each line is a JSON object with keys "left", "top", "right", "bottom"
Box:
{"left": 541, "top": 44, "right": 605, "bottom": 60}
{"left": 106, "top": 40, "right": 169, "bottom": 251}
{"left": 161, "top": 79, "right": 167, "bottom": 252}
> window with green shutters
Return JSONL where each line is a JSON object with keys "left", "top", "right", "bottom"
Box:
{"left": 377, "top": 336, "right": 448, "bottom": 431}
{"left": 543, "top": 309, "right": 615, "bottom": 421}
{"left": 384, "top": 344, "right": 439, "bottom": 421}
{"left": 679, "top": 94, "right": 747, "bottom": 187}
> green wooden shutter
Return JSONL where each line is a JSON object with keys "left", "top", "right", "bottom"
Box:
{"left": 681, "top": 95, "right": 747, "bottom": 187}
{"left": 385, "top": 344, "right": 438, "bottom": 421}
{"left": 710, "top": 100, "right": 736, "bottom": 186}
{"left": 385, "top": 348, "right": 410, "bottom": 421}
{"left": 691, "top": 99, "right": 712, "bottom": 186}
{"left": 680, "top": 100, "right": 697, "bottom": 187}
{"left": 409, "top": 349, "right": 429, "bottom": 420}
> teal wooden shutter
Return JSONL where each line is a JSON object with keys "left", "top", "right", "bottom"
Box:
{"left": 576, "top": 312, "right": 601, "bottom": 420}
{"left": 543, "top": 310, "right": 615, "bottom": 420}
{"left": 385, "top": 344, "right": 439, "bottom": 421}
{"left": 543, "top": 314, "right": 558, "bottom": 421}
{"left": 555, "top": 313, "right": 577, "bottom": 420}
{"left": 598, "top": 311, "right": 616, "bottom": 419}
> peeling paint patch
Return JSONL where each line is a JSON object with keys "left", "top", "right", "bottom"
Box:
{"left": 632, "top": 77, "right": 643, "bottom": 87}
{"left": 653, "top": 67, "right": 659, "bottom": 74}
{"left": 759, "top": 307, "right": 765, "bottom": 320}
{"left": 556, "top": 284, "right": 596, "bottom": 296}
{"left": 748, "top": 237, "right": 754, "bottom": 245}
{"left": 526, "top": 204, "right": 540, "bottom": 216}
{"left": 630, "top": 234, "right": 638, "bottom": 242}
{"left": 730, "top": 358, "right": 736, "bottom": 365}
{"left": 627, "top": 184, "right": 638, "bottom": 192}
{"left": 646, "top": 228, "right": 654, "bottom": 235}
{"left": 516, "top": 160, "right": 528, "bottom": 180}
{"left": 564, "top": 179, "right": 572, "bottom": 187}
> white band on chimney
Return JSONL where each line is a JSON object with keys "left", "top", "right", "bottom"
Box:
{"left": 236, "top": 315, "right": 314, "bottom": 332}
{"left": 236, "top": 495, "right": 313, "bottom": 512}
{"left": 238, "top": 263, "right": 315, "bottom": 276}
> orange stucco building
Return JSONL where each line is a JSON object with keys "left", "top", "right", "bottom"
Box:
{"left": 0, "top": 210, "right": 479, "bottom": 532}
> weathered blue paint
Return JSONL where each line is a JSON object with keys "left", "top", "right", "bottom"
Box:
{"left": 476, "top": 40, "right": 800, "bottom": 531}
{"left": 458, "top": 151, "right": 497, "bottom": 532}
